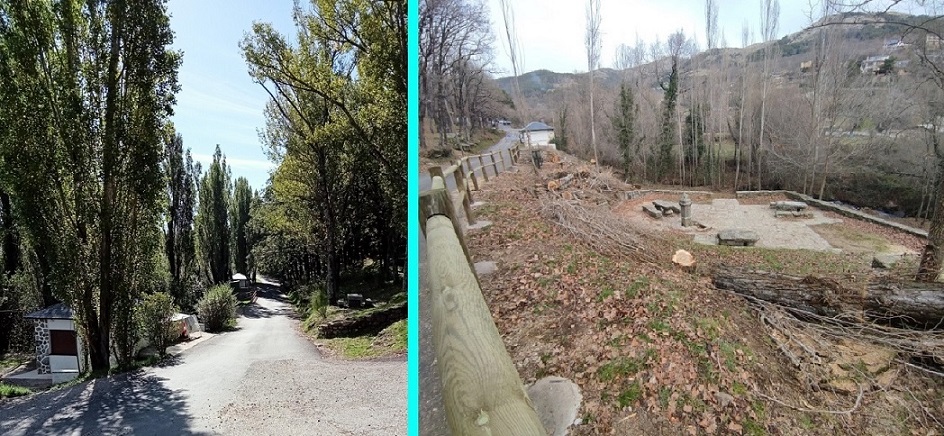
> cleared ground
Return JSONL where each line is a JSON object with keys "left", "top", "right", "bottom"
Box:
{"left": 448, "top": 151, "right": 942, "bottom": 435}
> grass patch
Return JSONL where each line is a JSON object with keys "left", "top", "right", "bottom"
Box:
{"left": 617, "top": 381, "right": 643, "bottom": 408}
{"left": 0, "top": 353, "right": 29, "bottom": 373}
{"left": 744, "top": 418, "right": 766, "bottom": 436}
{"left": 625, "top": 277, "right": 650, "bottom": 299}
{"left": 732, "top": 381, "right": 748, "bottom": 396}
{"left": 695, "top": 317, "right": 722, "bottom": 340}
{"left": 597, "top": 356, "right": 648, "bottom": 382}
{"left": 658, "top": 387, "right": 672, "bottom": 408}
{"left": 321, "top": 320, "right": 406, "bottom": 359}
{"left": 322, "top": 337, "right": 379, "bottom": 359}
{"left": 596, "top": 286, "right": 614, "bottom": 302}
{"left": 648, "top": 319, "right": 670, "bottom": 333}
{"left": 0, "top": 382, "right": 30, "bottom": 398}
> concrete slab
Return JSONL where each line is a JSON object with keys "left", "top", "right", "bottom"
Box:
{"left": 2, "top": 368, "right": 52, "bottom": 389}
{"left": 527, "top": 376, "right": 582, "bottom": 436}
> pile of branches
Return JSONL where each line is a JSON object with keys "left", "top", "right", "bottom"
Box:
{"left": 742, "top": 293, "right": 944, "bottom": 431}
{"left": 540, "top": 196, "right": 664, "bottom": 264}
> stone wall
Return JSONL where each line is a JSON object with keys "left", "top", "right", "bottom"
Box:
{"left": 33, "top": 319, "right": 50, "bottom": 374}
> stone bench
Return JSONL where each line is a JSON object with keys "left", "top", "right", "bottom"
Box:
{"left": 653, "top": 200, "right": 681, "bottom": 215}
{"left": 642, "top": 204, "right": 662, "bottom": 219}
{"left": 717, "top": 229, "right": 759, "bottom": 246}
{"left": 769, "top": 201, "right": 808, "bottom": 212}
{"left": 774, "top": 210, "right": 814, "bottom": 219}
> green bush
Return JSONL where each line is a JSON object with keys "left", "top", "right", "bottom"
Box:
{"left": 309, "top": 285, "right": 328, "bottom": 320}
{"left": 197, "top": 284, "right": 236, "bottom": 332}
{"left": 137, "top": 292, "right": 179, "bottom": 356}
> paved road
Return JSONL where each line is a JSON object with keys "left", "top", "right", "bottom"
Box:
{"left": 419, "top": 127, "right": 519, "bottom": 191}
{"left": 0, "top": 283, "right": 406, "bottom": 435}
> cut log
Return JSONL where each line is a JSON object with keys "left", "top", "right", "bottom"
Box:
{"left": 672, "top": 249, "right": 696, "bottom": 273}
{"left": 317, "top": 301, "right": 407, "bottom": 338}
{"left": 712, "top": 268, "right": 944, "bottom": 329}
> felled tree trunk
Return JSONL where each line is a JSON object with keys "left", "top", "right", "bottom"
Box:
{"left": 712, "top": 268, "right": 944, "bottom": 329}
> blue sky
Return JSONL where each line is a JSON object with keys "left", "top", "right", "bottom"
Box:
{"left": 167, "top": 0, "right": 297, "bottom": 191}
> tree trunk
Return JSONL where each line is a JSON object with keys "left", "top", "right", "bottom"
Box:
{"left": 713, "top": 267, "right": 944, "bottom": 328}
{"left": 917, "top": 155, "right": 944, "bottom": 282}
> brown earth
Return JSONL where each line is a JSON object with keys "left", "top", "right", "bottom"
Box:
{"left": 463, "top": 151, "right": 944, "bottom": 435}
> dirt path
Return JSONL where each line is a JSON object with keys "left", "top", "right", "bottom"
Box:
{"left": 0, "top": 284, "right": 406, "bottom": 435}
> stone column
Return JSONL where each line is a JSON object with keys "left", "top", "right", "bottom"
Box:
{"left": 680, "top": 193, "right": 693, "bottom": 227}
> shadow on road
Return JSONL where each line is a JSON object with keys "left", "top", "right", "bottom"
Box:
{"left": 254, "top": 282, "right": 289, "bottom": 302}
{"left": 0, "top": 371, "right": 209, "bottom": 436}
{"left": 239, "top": 303, "right": 294, "bottom": 319}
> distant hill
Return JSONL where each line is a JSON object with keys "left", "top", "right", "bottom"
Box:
{"left": 496, "top": 11, "right": 934, "bottom": 98}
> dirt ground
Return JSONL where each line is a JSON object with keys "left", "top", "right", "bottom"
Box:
{"left": 460, "top": 151, "right": 944, "bottom": 435}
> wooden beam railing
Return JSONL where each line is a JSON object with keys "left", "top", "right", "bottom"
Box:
{"left": 427, "top": 144, "right": 521, "bottom": 228}
{"left": 420, "top": 175, "right": 545, "bottom": 435}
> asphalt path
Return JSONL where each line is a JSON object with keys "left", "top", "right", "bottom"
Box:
{"left": 0, "top": 282, "right": 406, "bottom": 435}
{"left": 419, "top": 127, "right": 519, "bottom": 192}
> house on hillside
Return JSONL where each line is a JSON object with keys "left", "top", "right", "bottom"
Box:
{"left": 800, "top": 60, "right": 813, "bottom": 73}
{"left": 883, "top": 39, "right": 908, "bottom": 51}
{"left": 520, "top": 121, "right": 555, "bottom": 149}
{"left": 928, "top": 34, "right": 942, "bottom": 51}
{"left": 860, "top": 55, "right": 891, "bottom": 74}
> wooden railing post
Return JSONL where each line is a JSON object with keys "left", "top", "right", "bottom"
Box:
{"left": 478, "top": 155, "right": 489, "bottom": 182}
{"left": 489, "top": 153, "right": 499, "bottom": 176}
{"left": 424, "top": 212, "right": 546, "bottom": 436}
{"left": 468, "top": 165, "right": 480, "bottom": 191}
{"left": 430, "top": 165, "right": 445, "bottom": 182}
{"left": 454, "top": 161, "right": 476, "bottom": 225}
{"left": 420, "top": 177, "right": 472, "bottom": 264}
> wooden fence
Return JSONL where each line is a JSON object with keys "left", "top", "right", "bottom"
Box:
{"left": 426, "top": 145, "right": 520, "bottom": 229}
{"left": 419, "top": 144, "right": 545, "bottom": 435}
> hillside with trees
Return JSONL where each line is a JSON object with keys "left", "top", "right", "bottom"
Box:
{"left": 496, "top": 10, "right": 944, "bottom": 220}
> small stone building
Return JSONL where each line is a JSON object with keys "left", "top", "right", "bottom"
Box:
{"left": 25, "top": 303, "right": 84, "bottom": 383}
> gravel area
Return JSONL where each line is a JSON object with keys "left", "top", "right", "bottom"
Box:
{"left": 623, "top": 197, "right": 844, "bottom": 251}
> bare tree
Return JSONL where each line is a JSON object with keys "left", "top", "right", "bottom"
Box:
{"left": 706, "top": 0, "right": 720, "bottom": 50}
{"left": 419, "top": 0, "right": 492, "bottom": 152}
{"left": 586, "top": 0, "right": 602, "bottom": 168}
{"left": 498, "top": 0, "right": 527, "bottom": 121}
{"left": 757, "top": 0, "right": 780, "bottom": 189}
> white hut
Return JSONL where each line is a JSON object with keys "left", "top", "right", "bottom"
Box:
{"left": 520, "top": 121, "right": 556, "bottom": 148}
{"left": 24, "top": 303, "right": 84, "bottom": 383}
{"left": 232, "top": 273, "right": 249, "bottom": 289}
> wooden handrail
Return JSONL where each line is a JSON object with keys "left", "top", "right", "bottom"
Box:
{"left": 421, "top": 175, "right": 545, "bottom": 435}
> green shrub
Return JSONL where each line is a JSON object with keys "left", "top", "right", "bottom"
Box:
{"left": 137, "top": 292, "right": 179, "bottom": 356}
{"left": 197, "top": 284, "right": 236, "bottom": 332}
{"left": 309, "top": 285, "right": 328, "bottom": 320}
